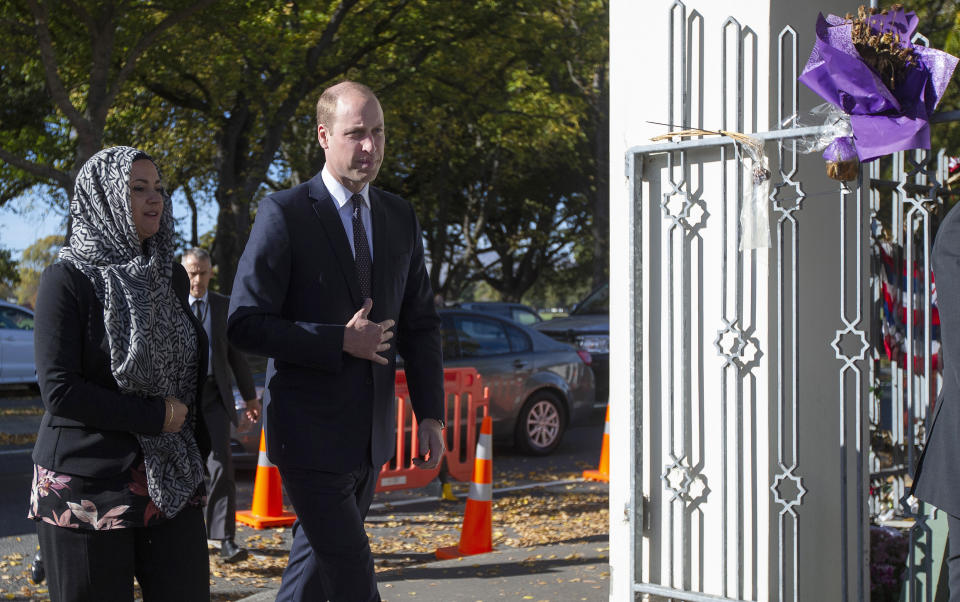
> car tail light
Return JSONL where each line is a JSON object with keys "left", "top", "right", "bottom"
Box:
{"left": 575, "top": 334, "right": 609, "bottom": 354}
{"left": 577, "top": 349, "right": 592, "bottom": 365}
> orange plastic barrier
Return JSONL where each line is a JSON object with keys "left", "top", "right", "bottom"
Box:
{"left": 236, "top": 429, "right": 297, "bottom": 529}
{"left": 376, "top": 367, "right": 490, "bottom": 492}
{"left": 435, "top": 414, "right": 494, "bottom": 559}
{"left": 583, "top": 404, "right": 610, "bottom": 482}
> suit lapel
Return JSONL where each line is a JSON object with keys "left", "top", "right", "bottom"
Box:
{"left": 370, "top": 189, "right": 389, "bottom": 312}
{"left": 208, "top": 293, "right": 224, "bottom": 391}
{"left": 208, "top": 293, "right": 224, "bottom": 358}
{"left": 309, "top": 177, "right": 363, "bottom": 306}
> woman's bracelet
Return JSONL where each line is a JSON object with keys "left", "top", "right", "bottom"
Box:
{"left": 165, "top": 400, "right": 174, "bottom": 429}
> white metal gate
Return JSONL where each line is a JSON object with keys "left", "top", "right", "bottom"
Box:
{"left": 622, "top": 2, "right": 958, "bottom": 600}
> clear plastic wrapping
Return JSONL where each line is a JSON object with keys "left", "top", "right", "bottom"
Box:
{"left": 795, "top": 103, "right": 860, "bottom": 181}
{"left": 738, "top": 139, "right": 771, "bottom": 251}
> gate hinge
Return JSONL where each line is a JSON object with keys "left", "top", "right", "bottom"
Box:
{"left": 625, "top": 496, "right": 652, "bottom": 533}
{"left": 642, "top": 495, "right": 651, "bottom": 532}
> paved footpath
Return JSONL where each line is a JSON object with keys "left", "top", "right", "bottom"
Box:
{"left": 238, "top": 538, "right": 610, "bottom": 602}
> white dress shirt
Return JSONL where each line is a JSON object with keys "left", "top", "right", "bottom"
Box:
{"left": 321, "top": 166, "right": 374, "bottom": 261}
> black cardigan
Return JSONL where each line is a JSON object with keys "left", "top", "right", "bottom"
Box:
{"left": 31, "top": 261, "right": 210, "bottom": 478}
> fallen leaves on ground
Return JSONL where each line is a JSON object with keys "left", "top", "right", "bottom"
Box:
{"left": 0, "top": 479, "right": 608, "bottom": 601}
{"left": 366, "top": 483, "right": 608, "bottom": 573}
{"left": 0, "top": 407, "right": 43, "bottom": 418}
{"left": 0, "top": 551, "right": 49, "bottom": 601}
{"left": 0, "top": 434, "right": 37, "bottom": 446}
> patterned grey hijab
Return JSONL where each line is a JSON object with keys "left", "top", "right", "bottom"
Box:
{"left": 59, "top": 146, "right": 205, "bottom": 517}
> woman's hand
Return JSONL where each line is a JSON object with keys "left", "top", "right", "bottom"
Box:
{"left": 162, "top": 397, "right": 188, "bottom": 433}
{"left": 244, "top": 398, "right": 262, "bottom": 422}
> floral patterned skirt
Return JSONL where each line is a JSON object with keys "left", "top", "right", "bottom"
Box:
{"left": 28, "top": 461, "right": 201, "bottom": 530}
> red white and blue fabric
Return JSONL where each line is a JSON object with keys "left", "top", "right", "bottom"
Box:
{"left": 876, "top": 239, "right": 941, "bottom": 373}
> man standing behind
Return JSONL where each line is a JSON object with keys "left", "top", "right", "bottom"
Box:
{"left": 182, "top": 247, "right": 261, "bottom": 563}
{"left": 227, "top": 81, "right": 445, "bottom": 601}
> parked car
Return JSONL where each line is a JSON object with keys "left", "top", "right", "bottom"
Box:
{"left": 0, "top": 299, "right": 37, "bottom": 385}
{"left": 439, "top": 309, "right": 594, "bottom": 455}
{"left": 454, "top": 301, "right": 544, "bottom": 326}
{"left": 532, "top": 283, "right": 608, "bottom": 409}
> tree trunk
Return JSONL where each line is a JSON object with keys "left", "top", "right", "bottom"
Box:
{"left": 212, "top": 191, "right": 251, "bottom": 295}
{"left": 590, "top": 75, "right": 610, "bottom": 291}
{"left": 183, "top": 185, "right": 199, "bottom": 247}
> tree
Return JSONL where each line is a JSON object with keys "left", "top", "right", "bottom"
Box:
{"left": 475, "top": 0, "right": 607, "bottom": 299}
{"left": 0, "top": 247, "right": 20, "bottom": 301}
{"left": 142, "top": 0, "right": 481, "bottom": 290}
{"left": 878, "top": 0, "right": 960, "bottom": 157}
{"left": 376, "top": 0, "right": 607, "bottom": 301}
{"left": 14, "top": 234, "right": 63, "bottom": 307}
{"left": 0, "top": 0, "right": 218, "bottom": 218}
{"left": 542, "top": 0, "right": 609, "bottom": 289}
{"left": 1, "top": 0, "right": 610, "bottom": 302}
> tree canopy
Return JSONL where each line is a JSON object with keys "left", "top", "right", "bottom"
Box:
{"left": 1, "top": 0, "right": 609, "bottom": 305}
{"left": 0, "top": 247, "right": 19, "bottom": 301}
{"left": 878, "top": 0, "right": 960, "bottom": 157}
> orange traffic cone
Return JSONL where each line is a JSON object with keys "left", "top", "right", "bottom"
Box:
{"left": 583, "top": 404, "right": 609, "bottom": 482}
{"left": 236, "top": 429, "right": 297, "bottom": 529}
{"left": 435, "top": 415, "right": 493, "bottom": 559}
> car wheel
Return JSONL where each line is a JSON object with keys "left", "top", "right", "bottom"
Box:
{"left": 515, "top": 391, "right": 566, "bottom": 456}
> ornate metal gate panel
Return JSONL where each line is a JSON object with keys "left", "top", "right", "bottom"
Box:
{"left": 621, "top": 2, "right": 959, "bottom": 600}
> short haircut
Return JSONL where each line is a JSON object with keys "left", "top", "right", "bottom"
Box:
{"left": 316, "top": 81, "right": 378, "bottom": 131}
{"left": 182, "top": 247, "right": 212, "bottom": 265}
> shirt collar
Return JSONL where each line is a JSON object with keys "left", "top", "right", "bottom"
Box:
{"left": 322, "top": 166, "right": 370, "bottom": 210}
{"left": 189, "top": 291, "right": 209, "bottom": 305}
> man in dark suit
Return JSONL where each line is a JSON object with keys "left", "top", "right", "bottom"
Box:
{"left": 182, "top": 247, "right": 261, "bottom": 563}
{"left": 913, "top": 202, "right": 960, "bottom": 597}
{"left": 227, "top": 81, "right": 445, "bottom": 601}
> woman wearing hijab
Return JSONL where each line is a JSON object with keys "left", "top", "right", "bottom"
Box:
{"left": 28, "top": 146, "right": 211, "bottom": 600}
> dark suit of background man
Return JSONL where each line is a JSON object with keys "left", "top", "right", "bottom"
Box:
{"left": 227, "top": 81, "right": 445, "bottom": 602}
{"left": 182, "top": 247, "right": 261, "bottom": 563}
{"left": 913, "top": 202, "right": 960, "bottom": 599}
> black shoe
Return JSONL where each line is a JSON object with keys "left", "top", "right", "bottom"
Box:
{"left": 220, "top": 539, "right": 248, "bottom": 563}
{"left": 29, "top": 551, "right": 44, "bottom": 584}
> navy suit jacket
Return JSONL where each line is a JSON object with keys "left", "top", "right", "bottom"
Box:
{"left": 227, "top": 173, "right": 444, "bottom": 473}
{"left": 204, "top": 291, "right": 257, "bottom": 426}
{"left": 913, "top": 203, "right": 960, "bottom": 516}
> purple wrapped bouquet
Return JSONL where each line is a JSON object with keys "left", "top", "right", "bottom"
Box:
{"left": 798, "top": 5, "right": 957, "bottom": 180}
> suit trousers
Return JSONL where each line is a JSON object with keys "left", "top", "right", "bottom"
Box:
{"left": 275, "top": 462, "right": 382, "bottom": 602}
{"left": 37, "top": 504, "right": 209, "bottom": 602}
{"left": 201, "top": 379, "right": 236, "bottom": 541}
{"left": 947, "top": 513, "right": 960, "bottom": 600}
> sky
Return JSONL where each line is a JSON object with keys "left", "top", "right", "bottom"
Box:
{"left": 0, "top": 191, "right": 218, "bottom": 257}
{"left": 0, "top": 198, "right": 65, "bottom": 254}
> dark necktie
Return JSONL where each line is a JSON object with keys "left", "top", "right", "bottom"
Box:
{"left": 192, "top": 299, "right": 205, "bottom": 322}
{"left": 351, "top": 194, "right": 372, "bottom": 299}
{"left": 192, "top": 299, "right": 212, "bottom": 375}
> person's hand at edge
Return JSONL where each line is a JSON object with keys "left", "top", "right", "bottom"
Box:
{"left": 412, "top": 418, "right": 445, "bottom": 469}
{"left": 244, "top": 397, "right": 262, "bottom": 422}
{"left": 162, "top": 397, "right": 188, "bottom": 433}
{"left": 343, "top": 298, "right": 395, "bottom": 365}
